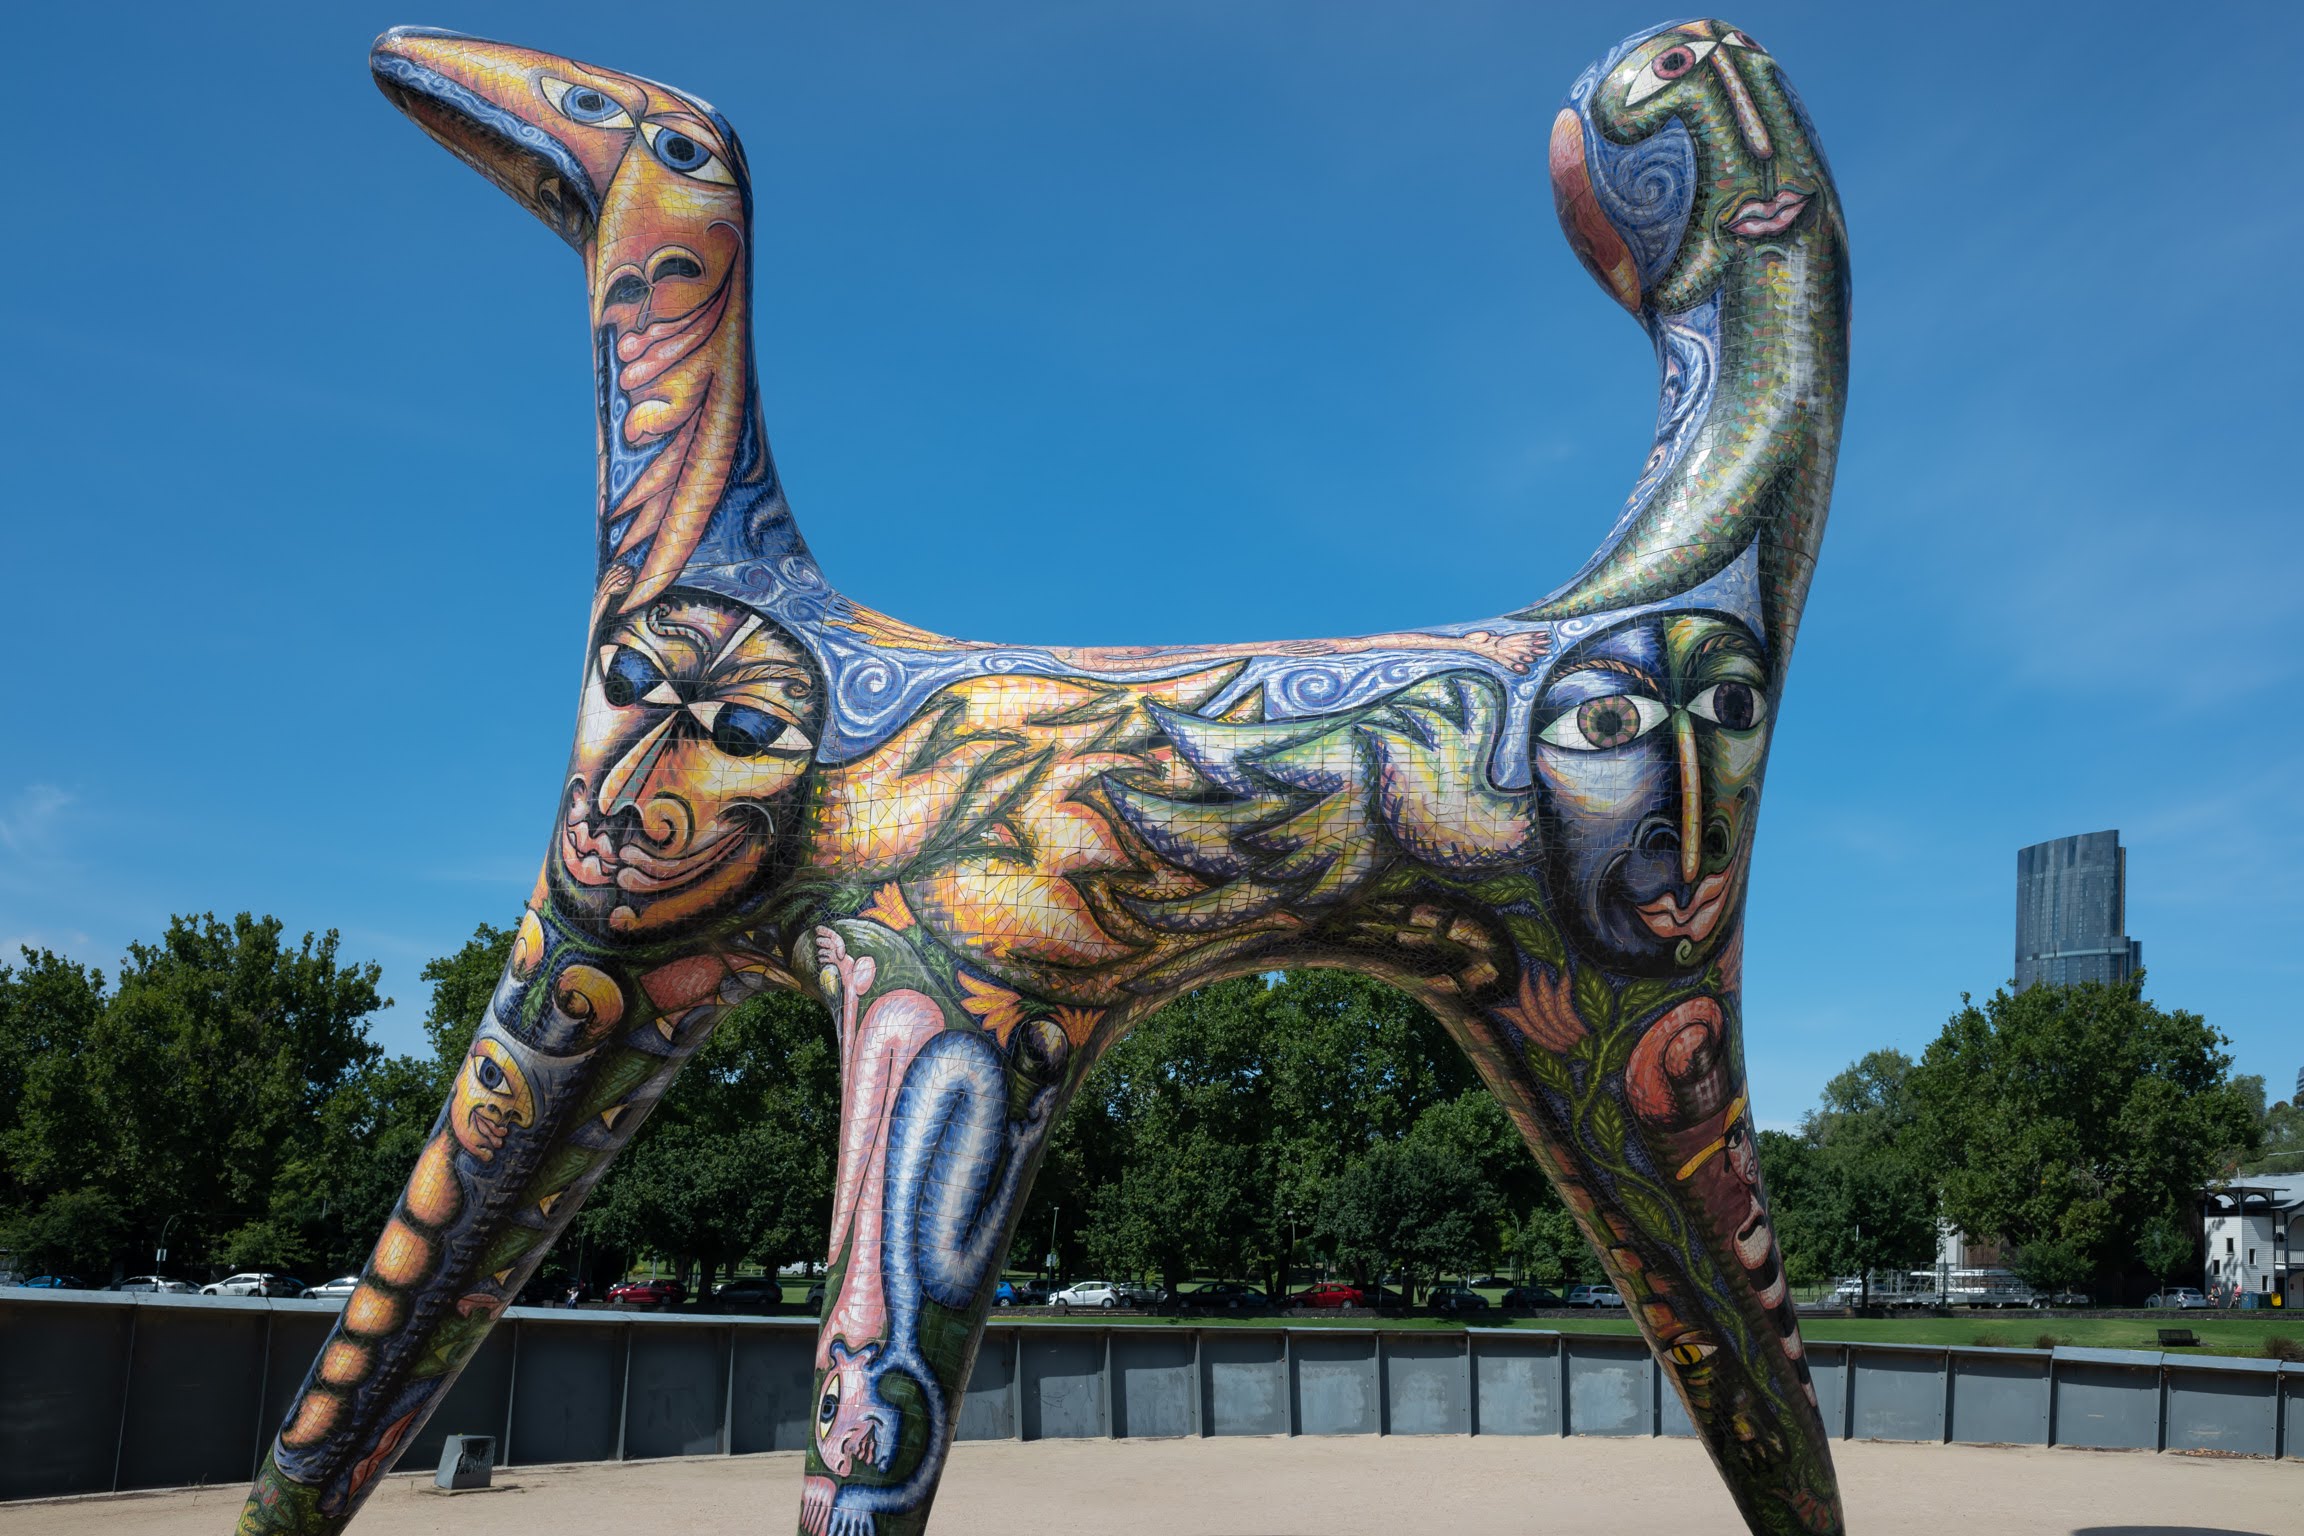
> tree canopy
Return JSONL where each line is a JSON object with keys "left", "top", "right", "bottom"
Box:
{"left": 1904, "top": 977, "right": 2260, "bottom": 1292}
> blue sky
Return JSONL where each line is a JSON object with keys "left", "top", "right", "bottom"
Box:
{"left": 4, "top": 0, "right": 2297, "bottom": 1126}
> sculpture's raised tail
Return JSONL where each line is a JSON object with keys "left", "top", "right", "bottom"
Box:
{"left": 1526, "top": 19, "right": 1848, "bottom": 667}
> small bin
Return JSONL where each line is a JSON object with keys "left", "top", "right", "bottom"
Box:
{"left": 435, "top": 1434, "right": 496, "bottom": 1491}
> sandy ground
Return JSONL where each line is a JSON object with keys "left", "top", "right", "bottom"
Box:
{"left": 3, "top": 1436, "right": 2296, "bottom": 1536}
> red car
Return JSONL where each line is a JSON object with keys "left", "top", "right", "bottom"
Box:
{"left": 606, "top": 1278, "right": 684, "bottom": 1307}
{"left": 1290, "top": 1283, "right": 1368, "bottom": 1308}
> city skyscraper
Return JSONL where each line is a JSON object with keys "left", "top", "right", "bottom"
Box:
{"left": 2015, "top": 830, "right": 2143, "bottom": 989}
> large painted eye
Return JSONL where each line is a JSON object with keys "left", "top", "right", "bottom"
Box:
{"left": 1626, "top": 38, "right": 1717, "bottom": 106}
{"left": 540, "top": 76, "right": 635, "bottom": 128}
{"left": 599, "top": 645, "right": 673, "bottom": 709}
{"left": 818, "top": 1390, "right": 840, "bottom": 1426}
{"left": 1540, "top": 694, "right": 1669, "bottom": 751}
{"left": 1666, "top": 1338, "right": 1718, "bottom": 1367}
{"left": 707, "top": 704, "right": 777, "bottom": 758}
{"left": 1687, "top": 682, "right": 1767, "bottom": 731}
{"left": 1719, "top": 29, "right": 1765, "bottom": 53}
{"left": 474, "top": 1053, "right": 507, "bottom": 1092}
{"left": 641, "top": 121, "right": 736, "bottom": 185}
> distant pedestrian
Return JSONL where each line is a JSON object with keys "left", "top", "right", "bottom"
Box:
{"left": 563, "top": 1283, "right": 582, "bottom": 1310}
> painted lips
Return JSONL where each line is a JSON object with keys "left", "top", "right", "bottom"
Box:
{"left": 1725, "top": 187, "right": 1809, "bottom": 238}
{"left": 1636, "top": 868, "right": 1733, "bottom": 944}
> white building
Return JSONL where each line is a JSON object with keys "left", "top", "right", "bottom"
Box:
{"left": 2203, "top": 1174, "right": 2302, "bottom": 1307}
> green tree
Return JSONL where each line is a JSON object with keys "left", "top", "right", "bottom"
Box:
{"left": 1907, "top": 977, "right": 2260, "bottom": 1295}
{"left": 1315, "top": 1138, "right": 1495, "bottom": 1298}
{"left": 578, "top": 988, "right": 839, "bottom": 1294}
{"left": 416, "top": 923, "right": 515, "bottom": 1093}
{"left": 2138, "top": 1211, "right": 2195, "bottom": 1288}
{"left": 1755, "top": 1129, "right": 1832, "bottom": 1287}
{"left": 1804, "top": 1050, "right": 1938, "bottom": 1304}
{"left": 2240, "top": 1087, "right": 2304, "bottom": 1176}
{"left": 0, "top": 918, "right": 391, "bottom": 1279}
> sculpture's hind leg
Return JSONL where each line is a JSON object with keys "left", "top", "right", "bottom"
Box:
{"left": 1359, "top": 908, "right": 1842, "bottom": 1536}
{"left": 796, "top": 918, "right": 1071, "bottom": 1536}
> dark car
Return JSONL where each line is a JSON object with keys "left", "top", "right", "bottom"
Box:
{"left": 1291, "top": 1283, "right": 1368, "bottom": 1309}
{"left": 607, "top": 1278, "right": 684, "bottom": 1307}
{"left": 805, "top": 1280, "right": 827, "bottom": 1313}
{"left": 1500, "top": 1285, "right": 1563, "bottom": 1309}
{"left": 713, "top": 1276, "right": 784, "bottom": 1312}
{"left": 1469, "top": 1275, "right": 1511, "bottom": 1289}
{"left": 1426, "top": 1283, "right": 1490, "bottom": 1314}
{"left": 1176, "top": 1281, "right": 1272, "bottom": 1310}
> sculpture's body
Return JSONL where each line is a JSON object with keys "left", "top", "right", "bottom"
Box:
{"left": 234, "top": 18, "right": 1848, "bottom": 1536}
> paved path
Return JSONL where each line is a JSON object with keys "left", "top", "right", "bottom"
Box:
{"left": 4, "top": 1436, "right": 2296, "bottom": 1535}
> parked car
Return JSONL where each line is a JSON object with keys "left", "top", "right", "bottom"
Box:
{"left": 1469, "top": 1275, "right": 1511, "bottom": 1289}
{"left": 1565, "top": 1284, "right": 1624, "bottom": 1308}
{"left": 1175, "top": 1281, "right": 1272, "bottom": 1310}
{"left": 111, "top": 1275, "right": 199, "bottom": 1294}
{"left": 306, "top": 1275, "right": 361, "bottom": 1300}
{"left": 606, "top": 1278, "right": 684, "bottom": 1307}
{"left": 201, "top": 1272, "right": 304, "bottom": 1298}
{"left": 1367, "top": 1285, "right": 1409, "bottom": 1307}
{"left": 22, "top": 1274, "right": 88, "bottom": 1290}
{"left": 994, "top": 1277, "right": 1063, "bottom": 1306}
{"left": 2147, "top": 1288, "right": 2208, "bottom": 1310}
{"left": 1499, "top": 1285, "right": 1561, "bottom": 1309}
{"left": 712, "top": 1276, "right": 784, "bottom": 1312}
{"left": 1290, "top": 1283, "right": 1368, "bottom": 1309}
{"left": 2031, "top": 1288, "right": 2091, "bottom": 1309}
{"left": 805, "top": 1280, "right": 826, "bottom": 1312}
{"left": 1426, "top": 1283, "right": 1489, "bottom": 1314}
{"left": 1049, "top": 1280, "right": 1126, "bottom": 1309}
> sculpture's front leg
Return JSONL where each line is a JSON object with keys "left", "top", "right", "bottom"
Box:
{"left": 793, "top": 916, "right": 1072, "bottom": 1536}
{"left": 233, "top": 906, "right": 798, "bottom": 1534}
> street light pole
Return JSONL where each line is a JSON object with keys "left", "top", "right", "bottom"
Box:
{"left": 155, "top": 1213, "right": 180, "bottom": 1273}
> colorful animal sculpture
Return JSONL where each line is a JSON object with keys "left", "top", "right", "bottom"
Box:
{"left": 233, "top": 17, "right": 1849, "bottom": 1536}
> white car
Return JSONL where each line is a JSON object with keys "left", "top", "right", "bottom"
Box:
{"left": 1048, "top": 1280, "right": 1124, "bottom": 1309}
{"left": 111, "top": 1275, "right": 198, "bottom": 1294}
{"left": 2147, "top": 1288, "right": 2209, "bottom": 1310}
{"left": 307, "top": 1275, "right": 362, "bottom": 1299}
{"left": 202, "top": 1272, "right": 303, "bottom": 1298}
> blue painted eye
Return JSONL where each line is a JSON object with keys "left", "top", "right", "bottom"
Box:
{"left": 599, "top": 645, "right": 669, "bottom": 709}
{"left": 540, "top": 76, "right": 635, "bottom": 129}
{"left": 653, "top": 129, "right": 707, "bottom": 170}
{"left": 640, "top": 122, "right": 736, "bottom": 185}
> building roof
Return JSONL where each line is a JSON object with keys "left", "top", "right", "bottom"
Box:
{"left": 2208, "top": 1173, "right": 2304, "bottom": 1215}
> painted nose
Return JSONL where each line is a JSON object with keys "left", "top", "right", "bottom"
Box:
{"left": 1707, "top": 47, "right": 1774, "bottom": 161}
{"left": 596, "top": 713, "right": 679, "bottom": 819}
{"left": 1673, "top": 712, "right": 1703, "bottom": 886}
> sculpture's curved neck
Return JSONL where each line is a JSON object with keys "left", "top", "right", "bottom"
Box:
{"left": 577, "top": 162, "right": 822, "bottom": 628}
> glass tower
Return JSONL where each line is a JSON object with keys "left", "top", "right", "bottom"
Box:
{"left": 2014, "top": 830, "right": 2142, "bottom": 989}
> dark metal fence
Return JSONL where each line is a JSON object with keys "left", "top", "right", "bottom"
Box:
{"left": 2, "top": 1291, "right": 2296, "bottom": 1501}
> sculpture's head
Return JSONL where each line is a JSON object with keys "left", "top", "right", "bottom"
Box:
{"left": 1550, "top": 18, "right": 1838, "bottom": 316}
{"left": 370, "top": 27, "right": 747, "bottom": 255}
{"left": 1532, "top": 611, "right": 1768, "bottom": 975}
{"left": 372, "top": 29, "right": 764, "bottom": 615}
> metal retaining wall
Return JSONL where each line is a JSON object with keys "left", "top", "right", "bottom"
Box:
{"left": 2, "top": 1292, "right": 2297, "bottom": 1501}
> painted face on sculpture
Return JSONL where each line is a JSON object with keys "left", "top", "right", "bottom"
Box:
{"left": 449, "top": 1038, "right": 535, "bottom": 1163}
{"left": 1533, "top": 613, "right": 1767, "bottom": 975}
{"left": 1551, "top": 19, "right": 1833, "bottom": 314}
{"left": 555, "top": 591, "right": 823, "bottom": 939}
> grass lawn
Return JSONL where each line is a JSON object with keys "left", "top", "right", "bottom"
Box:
{"left": 712, "top": 1274, "right": 2297, "bottom": 1360}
